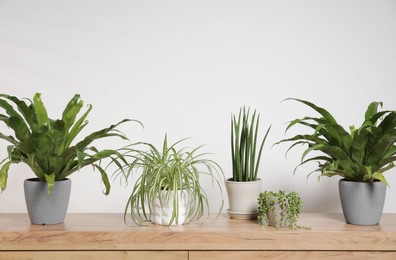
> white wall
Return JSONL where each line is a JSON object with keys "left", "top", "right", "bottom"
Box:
{"left": 0, "top": 0, "right": 395, "bottom": 214}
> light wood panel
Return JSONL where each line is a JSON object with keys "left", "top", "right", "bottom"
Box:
{"left": 190, "top": 251, "right": 396, "bottom": 260}
{"left": 0, "top": 213, "right": 395, "bottom": 252}
{"left": 0, "top": 251, "right": 187, "bottom": 260}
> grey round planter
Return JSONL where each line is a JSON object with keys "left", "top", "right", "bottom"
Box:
{"left": 225, "top": 178, "right": 262, "bottom": 219}
{"left": 339, "top": 179, "right": 386, "bottom": 226}
{"left": 24, "top": 178, "right": 71, "bottom": 225}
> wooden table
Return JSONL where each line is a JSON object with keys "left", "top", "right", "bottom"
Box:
{"left": 1, "top": 213, "right": 395, "bottom": 259}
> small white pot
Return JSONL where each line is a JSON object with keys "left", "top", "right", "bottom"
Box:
{"left": 225, "top": 178, "right": 262, "bottom": 219}
{"left": 150, "top": 190, "right": 189, "bottom": 225}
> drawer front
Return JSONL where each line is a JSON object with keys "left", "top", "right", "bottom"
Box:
{"left": 190, "top": 251, "right": 396, "bottom": 260}
{"left": 0, "top": 251, "right": 188, "bottom": 260}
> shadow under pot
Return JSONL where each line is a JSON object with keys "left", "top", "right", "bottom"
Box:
{"left": 24, "top": 178, "right": 71, "bottom": 225}
{"left": 339, "top": 179, "right": 386, "bottom": 226}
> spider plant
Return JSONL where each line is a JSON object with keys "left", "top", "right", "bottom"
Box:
{"left": 120, "top": 135, "right": 224, "bottom": 225}
{"left": 0, "top": 93, "right": 136, "bottom": 194}
{"left": 231, "top": 106, "right": 271, "bottom": 181}
{"left": 277, "top": 98, "right": 396, "bottom": 186}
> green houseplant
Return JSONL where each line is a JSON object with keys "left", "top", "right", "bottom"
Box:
{"left": 258, "top": 191, "right": 307, "bottom": 230}
{"left": 120, "top": 135, "right": 224, "bottom": 226}
{"left": 225, "top": 106, "right": 271, "bottom": 219}
{"left": 0, "top": 93, "right": 134, "bottom": 224}
{"left": 278, "top": 98, "right": 396, "bottom": 225}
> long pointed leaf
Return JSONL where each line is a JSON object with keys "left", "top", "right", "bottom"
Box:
{"left": 33, "top": 93, "right": 49, "bottom": 126}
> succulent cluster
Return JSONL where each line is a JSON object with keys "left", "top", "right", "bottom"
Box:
{"left": 258, "top": 190, "right": 307, "bottom": 230}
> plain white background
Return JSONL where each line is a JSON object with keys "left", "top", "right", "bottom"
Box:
{"left": 0, "top": 0, "right": 395, "bottom": 214}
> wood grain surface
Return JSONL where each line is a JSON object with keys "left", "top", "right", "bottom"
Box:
{"left": 0, "top": 251, "right": 187, "bottom": 260}
{"left": 0, "top": 213, "right": 395, "bottom": 251}
{"left": 189, "top": 251, "right": 396, "bottom": 260}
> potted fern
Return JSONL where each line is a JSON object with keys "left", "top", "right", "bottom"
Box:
{"left": 0, "top": 93, "right": 134, "bottom": 225}
{"left": 278, "top": 98, "right": 396, "bottom": 225}
{"left": 119, "top": 135, "right": 224, "bottom": 226}
{"left": 226, "top": 107, "right": 271, "bottom": 219}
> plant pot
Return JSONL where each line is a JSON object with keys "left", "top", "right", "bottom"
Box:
{"left": 339, "top": 179, "right": 386, "bottom": 225}
{"left": 264, "top": 196, "right": 291, "bottom": 228}
{"left": 225, "top": 178, "right": 262, "bottom": 219}
{"left": 150, "top": 190, "right": 189, "bottom": 225}
{"left": 24, "top": 178, "right": 71, "bottom": 225}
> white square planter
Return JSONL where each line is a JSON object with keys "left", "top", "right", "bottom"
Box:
{"left": 150, "top": 190, "right": 189, "bottom": 225}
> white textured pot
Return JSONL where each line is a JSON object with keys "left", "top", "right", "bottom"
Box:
{"left": 265, "top": 196, "right": 290, "bottom": 228}
{"left": 150, "top": 190, "right": 189, "bottom": 225}
{"left": 339, "top": 179, "right": 386, "bottom": 225}
{"left": 225, "top": 178, "right": 262, "bottom": 219}
{"left": 24, "top": 178, "right": 71, "bottom": 225}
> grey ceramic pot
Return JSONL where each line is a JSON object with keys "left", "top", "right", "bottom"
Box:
{"left": 339, "top": 179, "right": 386, "bottom": 226}
{"left": 24, "top": 178, "right": 71, "bottom": 225}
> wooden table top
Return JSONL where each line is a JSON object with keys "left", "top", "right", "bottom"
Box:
{"left": 1, "top": 213, "right": 395, "bottom": 251}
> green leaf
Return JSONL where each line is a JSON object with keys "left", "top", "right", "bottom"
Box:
{"left": 33, "top": 93, "right": 49, "bottom": 126}
{"left": 0, "top": 98, "right": 28, "bottom": 128}
{"left": 283, "top": 98, "right": 337, "bottom": 124}
{"left": 65, "top": 104, "right": 92, "bottom": 148}
{"left": 75, "top": 119, "right": 130, "bottom": 151}
{"left": 0, "top": 97, "right": 32, "bottom": 143}
{"left": 339, "top": 160, "right": 357, "bottom": 179}
{"left": 379, "top": 162, "right": 395, "bottom": 174}
{"left": 0, "top": 94, "right": 36, "bottom": 130}
{"left": 8, "top": 116, "right": 32, "bottom": 145}
{"left": 372, "top": 171, "right": 389, "bottom": 187}
{"left": 77, "top": 150, "right": 86, "bottom": 169}
{"left": 0, "top": 133, "right": 18, "bottom": 145}
{"left": 378, "top": 112, "right": 396, "bottom": 134}
{"left": 294, "top": 155, "right": 332, "bottom": 175}
{"left": 44, "top": 173, "right": 56, "bottom": 194}
{"left": 93, "top": 164, "right": 111, "bottom": 195}
{"left": 30, "top": 132, "right": 51, "bottom": 174}
{"left": 365, "top": 101, "right": 383, "bottom": 121}
{"left": 61, "top": 94, "right": 83, "bottom": 131}
{"left": 254, "top": 125, "right": 271, "bottom": 179}
{"left": 301, "top": 143, "right": 325, "bottom": 161}
{"left": 0, "top": 161, "right": 14, "bottom": 192}
{"left": 350, "top": 127, "right": 369, "bottom": 164}
{"left": 366, "top": 130, "right": 396, "bottom": 165}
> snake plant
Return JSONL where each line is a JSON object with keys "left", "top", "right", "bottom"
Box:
{"left": 278, "top": 98, "right": 396, "bottom": 186}
{"left": 119, "top": 135, "right": 224, "bottom": 225}
{"left": 0, "top": 93, "right": 135, "bottom": 194}
{"left": 231, "top": 107, "right": 271, "bottom": 182}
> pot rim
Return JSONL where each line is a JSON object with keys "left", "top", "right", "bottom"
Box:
{"left": 226, "top": 177, "right": 262, "bottom": 183}
{"left": 339, "top": 178, "right": 383, "bottom": 184}
{"left": 25, "top": 178, "right": 70, "bottom": 182}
